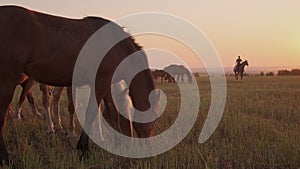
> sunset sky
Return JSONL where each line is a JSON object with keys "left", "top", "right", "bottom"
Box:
{"left": 1, "top": 1, "right": 299, "bottom": 69}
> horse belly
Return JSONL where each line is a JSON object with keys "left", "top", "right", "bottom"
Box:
{"left": 24, "top": 58, "right": 75, "bottom": 86}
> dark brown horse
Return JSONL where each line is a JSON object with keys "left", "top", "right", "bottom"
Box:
{"left": 233, "top": 60, "right": 249, "bottom": 80}
{"left": 152, "top": 69, "right": 175, "bottom": 83}
{"left": 165, "top": 73, "right": 175, "bottom": 83}
{"left": 0, "top": 5, "right": 159, "bottom": 163}
{"left": 163, "top": 64, "right": 192, "bottom": 83}
{"left": 153, "top": 69, "right": 167, "bottom": 83}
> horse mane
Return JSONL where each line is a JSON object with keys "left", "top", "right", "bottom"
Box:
{"left": 84, "top": 16, "right": 148, "bottom": 68}
{"left": 84, "top": 16, "right": 143, "bottom": 50}
{"left": 123, "top": 31, "right": 143, "bottom": 50}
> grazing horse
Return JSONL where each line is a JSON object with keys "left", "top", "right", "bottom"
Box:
{"left": 0, "top": 5, "right": 159, "bottom": 163}
{"left": 10, "top": 75, "right": 76, "bottom": 136}
{"left": 153, "top": 69, "right": 167, "bottom": 83}
{"left": 163, "top": 64, "right": 192, "bottom": 83}
{"left": 16, "top": 81, "right": 134, "bottom": 138}
{"left": 152, "top": 69, "right": 175, "bottom": 83}
{"left": 15, "top": 77, "right": 135, "bottom": 138}
{"left": 165, "top": 73, "right": 175, "bottom": 83}
{"left": 233, "top": 60, "right": 249, "bottom": 80}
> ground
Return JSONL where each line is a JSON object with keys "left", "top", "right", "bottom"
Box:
{"left": 2, "top": 76, "right": 300, "bottom": 169}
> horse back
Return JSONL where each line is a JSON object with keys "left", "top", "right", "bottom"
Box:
{"left": 0, "top": 5, "right": 109, "bottom": 86}
{"left": 0, "top": 6, "right": 35, "bottom": 70}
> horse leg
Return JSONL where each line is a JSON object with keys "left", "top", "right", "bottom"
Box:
{"left": 40, "top": 84, "right": 55, "bottom": 133}
{"left": 66, "top": 87, "right": 77, "bottom": 137}
{"left": 15, "top": 80, "right": 29, "bottom": 119}
{"left": 103, "top": 93, "right": 121, "bottom": 133}
{"left": 77, "top": 83, "right": 108, "bottom": 158}
{"left": 181, "top": 74, "right": 184, "bottom": 82}
{"left": 0, "top": 81, "right": 18, "bottom": 164}
{"left": 27, "top": 90, "right": 43, "bottom": 119}
{"left": 52, "top": 87, "right": 64, "bottom": 132}
{"left": 23, "top": 80, "right": 43, "bottom": 118}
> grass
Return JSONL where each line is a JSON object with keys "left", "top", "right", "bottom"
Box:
{"left": 1, "top": 76, "right": 300, "bottom": 168}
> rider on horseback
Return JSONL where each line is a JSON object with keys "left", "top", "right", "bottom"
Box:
{"left": 235, "top": 56, "right": 242, "bottom": 71}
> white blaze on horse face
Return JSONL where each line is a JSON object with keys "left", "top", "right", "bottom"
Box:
{"left": 119, "top": 88, "right": 134, "bottom": 138}
{"left": 90, "top": 80, "right": 135, "bottom": 141}
{"left": 111, "top": 80, "right": 134, "bottom": 137}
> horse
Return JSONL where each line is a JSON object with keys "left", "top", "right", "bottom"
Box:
{"left": 152, "top": 69, "right": 167, "bottom": 83}
{"left": 8, "top": 74, "right": 75, "bottom": 136}
{"left": 152, "top": 69, "right": 175, "bottom": 83}
{"left": 0, "top": 5, "right": 159, "bottom": 164}
{"left": 165, "top": 73, "right": 175, "bottom": 83}
{"left": 163, "top": 64, "right": 192, "bottom": 83}
{"left": 233, "top": 60, "right": 249, "bottom": 80}
{"left": 14, "top": 79, "right": 134, "bottom": 138}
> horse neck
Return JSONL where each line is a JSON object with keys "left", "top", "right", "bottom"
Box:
{"left": 240, "top": 62, "right": 246, "bottom": 69}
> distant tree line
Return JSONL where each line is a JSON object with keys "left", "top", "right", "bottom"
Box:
{"left": 259, "top": 71, "right": 274, "bottom": 76}
{"left": 266, "top": 72, "right": 275, "bottom": 76}
{"left": 278, "top": 69, "right": 300, "bottom": 76}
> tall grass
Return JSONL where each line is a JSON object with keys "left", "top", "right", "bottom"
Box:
{"left": 1, "top": 76, "right": 300, "bottom": 168}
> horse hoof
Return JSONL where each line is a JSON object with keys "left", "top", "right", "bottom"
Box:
{"left": 76, "top": 140, "right": 89, "bottom": 154}
{"left": 36, "top": 113, "right": 44, "bottom": 119}
{"left": 77, "top": 147, "right": 90, "bottom": 161}
{"left": 46, "top": 128, "right": 55, "bottom": 134}
{"left": 54, "top": 126, "right": 63, "bottom": 132}
{"left": 14, "top": 114, "right": 24, "bottom": 120}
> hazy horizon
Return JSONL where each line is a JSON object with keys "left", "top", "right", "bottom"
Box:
{"left": 1, "top": 1, "right": 299, "bottom": 69}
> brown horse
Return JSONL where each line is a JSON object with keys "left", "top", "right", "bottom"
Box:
{"left": 165, "top": 73, "right": 175, "bottom": 83}
{"left": 153, "top": 69, "right": 167, "bottom": 83}
{"left": 16, "top": 82, "right": 133, "bottom": 138}
{"left": 152, "top": 69, "right": 175, "bottom": 83}
{"left": 233, "top": 60, "right": 249, "bottom": 80}
{"left": 163, "top": 64, "right": 192, "bottom": 83}
{"left": 0, "top": 5, "right": 159, "bottom": 163}
{"left": 9, "top": 74, "right": 76, "bottom": 136}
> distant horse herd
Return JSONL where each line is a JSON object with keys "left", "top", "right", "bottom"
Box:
{"left": 152, "top": 64, "right": 193, "bottom": 83}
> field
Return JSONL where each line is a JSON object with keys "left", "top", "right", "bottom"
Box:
{"left": 2, "top": 76, "right": 300, "bottom": 169}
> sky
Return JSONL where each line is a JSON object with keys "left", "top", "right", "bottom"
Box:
{"left": 1, "top": 1, "right": 299, "bottom": 69}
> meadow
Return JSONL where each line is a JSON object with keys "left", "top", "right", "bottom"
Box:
{"left": 2, "top": 76, "right": 300, "bottom": 169}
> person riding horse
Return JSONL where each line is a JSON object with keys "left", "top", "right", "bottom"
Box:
{"left": 234, "top": 56, "right": 242, "bottom": 71}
